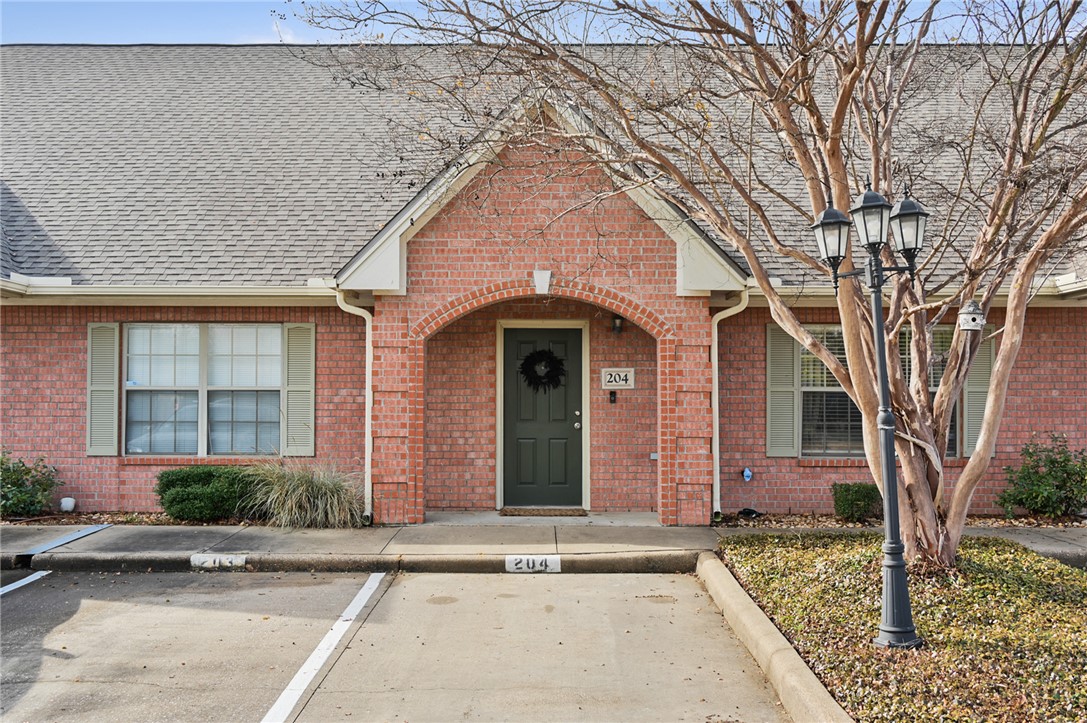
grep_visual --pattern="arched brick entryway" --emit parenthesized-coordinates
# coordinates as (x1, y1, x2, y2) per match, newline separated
(410, 278, 674, 339)
(397, 278, 684, 523)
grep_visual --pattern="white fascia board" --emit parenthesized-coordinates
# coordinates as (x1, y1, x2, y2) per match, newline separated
(337, 115, 517, 294)
(1055, 275, 1087, 299)
(619, 184, 745, 295)
(9, 272, 73, 286)
(337, 232, 406, 295)
(674, 224, 746, 296)
(0, 279, 29, 296)
(544, 101, 747, 296)
(338, 95, 750, 296)
(745, 280, 1085, 308)
(0, 284, 342, 306)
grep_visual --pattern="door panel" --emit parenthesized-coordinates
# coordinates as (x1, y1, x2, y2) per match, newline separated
(503, 328, 582, 507)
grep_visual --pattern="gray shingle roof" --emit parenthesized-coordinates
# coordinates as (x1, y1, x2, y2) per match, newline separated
(1, 44, 1081, 290)
(1, 45, 423, 286)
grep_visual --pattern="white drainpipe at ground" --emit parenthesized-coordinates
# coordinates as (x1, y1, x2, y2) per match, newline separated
(335, 290, 375, 525)
(711, 288, 750, 522)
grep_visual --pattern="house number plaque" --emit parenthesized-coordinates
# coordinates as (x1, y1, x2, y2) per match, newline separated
(505, 555, 561, 573)
(601, 368, 635, 389)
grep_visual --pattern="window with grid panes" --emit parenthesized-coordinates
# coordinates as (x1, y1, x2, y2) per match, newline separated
(798, 327, 958, 457)
(124, 324, 283, 455)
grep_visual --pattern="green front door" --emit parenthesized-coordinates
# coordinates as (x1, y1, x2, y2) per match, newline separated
(503, 327, 583, 507)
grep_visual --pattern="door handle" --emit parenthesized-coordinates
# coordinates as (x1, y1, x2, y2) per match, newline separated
(573, 422, 582, 430)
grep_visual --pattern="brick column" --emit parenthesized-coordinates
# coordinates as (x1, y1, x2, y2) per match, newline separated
(369, 305, 417, 523)
(656, 337, 680, 524)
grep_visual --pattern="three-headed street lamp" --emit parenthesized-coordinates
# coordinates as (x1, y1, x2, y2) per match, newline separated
(811, 180, 927, 649)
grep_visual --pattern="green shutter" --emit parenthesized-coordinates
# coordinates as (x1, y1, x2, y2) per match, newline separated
(283, 323, 316, 456)
(86, 323, 119, 456)
(962, 327, 995, 457)
(766, 324, 799, 457)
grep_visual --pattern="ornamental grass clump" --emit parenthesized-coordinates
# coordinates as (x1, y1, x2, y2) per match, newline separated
(719, 533, 1087, 722)
(240, 461, 364, 528)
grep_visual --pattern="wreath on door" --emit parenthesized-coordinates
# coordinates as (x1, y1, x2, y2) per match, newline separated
(519, 348, 566, 393)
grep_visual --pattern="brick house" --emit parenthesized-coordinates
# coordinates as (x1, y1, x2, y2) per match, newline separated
(2, 45, 1085, 525)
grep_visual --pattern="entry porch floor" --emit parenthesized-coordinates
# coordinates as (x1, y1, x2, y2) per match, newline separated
(423, 511, 660, 526)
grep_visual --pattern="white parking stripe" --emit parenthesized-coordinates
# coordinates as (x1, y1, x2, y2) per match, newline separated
(0, 570, 52, 596)
(261, 572, 386, 723)
(21, 524, 112, 554)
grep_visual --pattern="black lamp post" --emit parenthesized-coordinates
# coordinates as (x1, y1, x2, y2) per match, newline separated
(811, 180, 927, 650)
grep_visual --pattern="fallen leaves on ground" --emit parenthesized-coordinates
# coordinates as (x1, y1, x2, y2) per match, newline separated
(720, 533, 1087, 722)
(0, 511, 253, 526)
(714, 512, 1085, 529)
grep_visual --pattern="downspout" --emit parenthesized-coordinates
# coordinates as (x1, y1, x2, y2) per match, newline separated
(711, 288, 750, 523)
(336, 290, 375, 526)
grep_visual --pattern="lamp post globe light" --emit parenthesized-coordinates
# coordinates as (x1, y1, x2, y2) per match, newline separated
(811, 179, 926, 650)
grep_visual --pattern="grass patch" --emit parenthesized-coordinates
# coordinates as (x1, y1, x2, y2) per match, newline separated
(719, 533, 1087, 722)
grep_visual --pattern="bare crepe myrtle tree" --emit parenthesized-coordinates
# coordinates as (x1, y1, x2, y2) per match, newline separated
(296, 0, 1087, 565)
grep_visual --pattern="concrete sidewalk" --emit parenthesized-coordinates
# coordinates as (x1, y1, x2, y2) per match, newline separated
(4, 519, 1081, 723)
(2, 519, 1084, 573)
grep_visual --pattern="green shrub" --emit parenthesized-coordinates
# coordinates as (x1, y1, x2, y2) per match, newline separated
(240, 461, 364, 528)
(1, 451, 62, 518)
(831, 482, 883, 523)
(161, 479, 243, 522)
(155, 465, 249, 522)
(999, 434, 1087, 518)
(155, 465, 226, 497)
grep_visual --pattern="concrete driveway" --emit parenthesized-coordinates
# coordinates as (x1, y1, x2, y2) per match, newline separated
(1, 571, 788, 722)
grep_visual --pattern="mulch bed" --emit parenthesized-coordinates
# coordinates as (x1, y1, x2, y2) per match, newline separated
(0, 512, 254, 527)
(3, 510, 1083, 527)
(714, 512, 1086, 529)
(719, 533, 1087, 721)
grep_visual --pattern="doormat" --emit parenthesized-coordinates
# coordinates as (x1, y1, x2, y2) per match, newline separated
(499, 507, 588, 517)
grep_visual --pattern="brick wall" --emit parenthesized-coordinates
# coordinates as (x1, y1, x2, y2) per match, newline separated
(2, 300, 1080, 519)
(0, 305, 367, 511)
(423, 297, 657, 512)
(717, 305, 1087, 516)
(367, 141, 715, 524)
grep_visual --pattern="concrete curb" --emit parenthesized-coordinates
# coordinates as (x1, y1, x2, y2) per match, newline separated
(1031, 550, 1087, 569)
(16, 549, 702, 574)
(696, 551, 852, 723)
(31, 552, 193, 573)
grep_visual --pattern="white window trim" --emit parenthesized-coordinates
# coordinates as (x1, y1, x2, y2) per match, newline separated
(121, 323, 286, 457)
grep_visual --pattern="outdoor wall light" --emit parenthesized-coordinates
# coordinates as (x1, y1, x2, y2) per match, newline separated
(612, 315, 623, 333)
(811, 179, 927, 650)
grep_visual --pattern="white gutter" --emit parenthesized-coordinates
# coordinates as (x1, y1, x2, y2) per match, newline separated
(335, 290, 375, 526)
(0, 281, 343, 307)
(1056, 277, 1087, 299)
(711, 288, 750, 521)
(1, 283, 339, 298)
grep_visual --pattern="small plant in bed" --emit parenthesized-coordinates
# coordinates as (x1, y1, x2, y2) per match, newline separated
(155, 465, 248, 523)
(239, 460, 364, 528)
(831, 482, 883, 523)
(999, 434, 1087, 519)
(1, 451, 62, 518)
